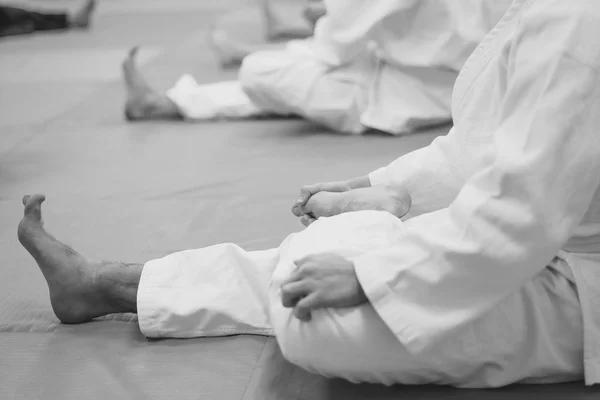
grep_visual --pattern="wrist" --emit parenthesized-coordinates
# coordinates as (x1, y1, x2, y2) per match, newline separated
(346, 175, 371, 190)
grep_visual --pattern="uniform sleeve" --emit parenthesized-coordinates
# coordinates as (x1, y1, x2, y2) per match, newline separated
(311, 0, 419, 66)
(354, 3, 600, 356)
(368, 130, 476, 218)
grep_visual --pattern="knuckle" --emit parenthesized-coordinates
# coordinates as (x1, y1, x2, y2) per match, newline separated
(312, 291, 323, 302)
(297, 265, 308, 275)
(299, 267, 315, 279)
(296, 304, 308, 314)
(305, 184, 320, 192)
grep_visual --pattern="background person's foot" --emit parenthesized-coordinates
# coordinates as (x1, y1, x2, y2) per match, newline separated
(122, 47, 180, 121)
(208, 27, 251, 68)
(304, 185, 412, 222)
(18, 194, 110, 324)
(70, 0, 96, 29)
(303, 1, 326, 29)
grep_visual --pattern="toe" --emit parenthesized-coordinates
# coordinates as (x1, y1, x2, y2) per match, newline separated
(123, 47, 138, 72)
(124, 102, 140, 121)
(128, 46, 139, 60)
(24, 194, 45, 218)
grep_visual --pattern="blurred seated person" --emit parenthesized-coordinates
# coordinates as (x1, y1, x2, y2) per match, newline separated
(123, 0, 511, 136)
(0, 0, 95, 37)
(209, 0, 326, 67)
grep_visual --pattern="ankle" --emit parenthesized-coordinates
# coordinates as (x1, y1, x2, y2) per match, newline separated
(125, 93, 181, 120)
(97, 262, 141, 314)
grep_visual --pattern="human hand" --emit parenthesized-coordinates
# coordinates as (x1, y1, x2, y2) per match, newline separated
(280, 253, 368, 321)
(291, 181, 353, 226)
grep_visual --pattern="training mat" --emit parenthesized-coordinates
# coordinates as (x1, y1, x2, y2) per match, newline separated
(0, 1, 598, 399)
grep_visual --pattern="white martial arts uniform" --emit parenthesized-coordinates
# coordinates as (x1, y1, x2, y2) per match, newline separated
(138, 0, 600, 387)
(166, 0, 512, 135)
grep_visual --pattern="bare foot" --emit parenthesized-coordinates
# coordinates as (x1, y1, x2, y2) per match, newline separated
(122, 47, 181, 121)
(207, 27, 285, 68)
(304, 185, 412, 221)
(17, 194, 111, 323)
(303, 1, 327, 29)
(208, 27, 252, 68)
(70, 0, 96, 29)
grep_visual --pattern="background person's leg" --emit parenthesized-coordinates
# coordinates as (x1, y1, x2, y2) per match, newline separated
(0, 0, 95, 37)
(208, 26, 285, 68)
(27, 10, 69, 32)
(0, 6, 37, 36)
(360, 63, 456, 135)
(69, 0, 96, 29)
(123, 46, 264, 121)
(239, 41, 374, 134)
(303, 0, 326, 30)
(165, 76, 269, 121)
(262, 0, 314, 40)
(155, 40, 373, 130)
(123, 47, 183, 121)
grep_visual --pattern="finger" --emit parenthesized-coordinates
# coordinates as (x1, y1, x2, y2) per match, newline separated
(284, 257, 318, 286)
(281, 281, 311, 308)
(282, 294, 303, 309)
(294, 293, 321, 321)
(292, 204, 306, 217)
(293, 186, 320, 216)
(282, 264, 308, 286)
(293, 254, 317, 268)
(298, 186, 314, 204)
(295, 184, 320, 207)
(301, 214, 316, 227)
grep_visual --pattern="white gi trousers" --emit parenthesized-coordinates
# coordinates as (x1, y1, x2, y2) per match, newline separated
(137, 211, 583, 388)
(165, 38, 456, 135)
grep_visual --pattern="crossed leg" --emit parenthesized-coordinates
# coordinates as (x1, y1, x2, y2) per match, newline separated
(18, 193, 584, 387)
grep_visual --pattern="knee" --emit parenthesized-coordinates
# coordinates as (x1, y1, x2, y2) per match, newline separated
(278, 332, 335, 378)
(239, 51, 271, 96)
(272, 312, 309, 366)
(270, 304, 331, 375)
(239, 50, 293, 110)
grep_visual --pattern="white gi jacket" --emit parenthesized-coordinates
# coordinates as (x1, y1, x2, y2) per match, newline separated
(311, 0, 513, 133)
(360, 0, 600, 385)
